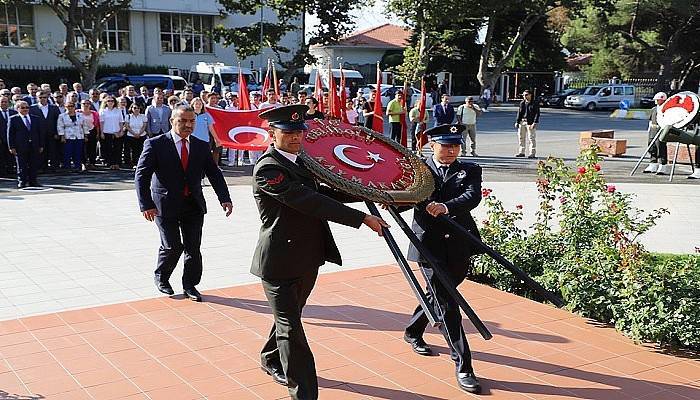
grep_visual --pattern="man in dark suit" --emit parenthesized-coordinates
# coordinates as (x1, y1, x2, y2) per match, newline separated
(8, 101, 44, 188)
(433, 94, 455, 126)
(29, 91, 61, 170)
(402, 124, 483, 394)
(0, 96, 18, 176)
(135, 105, 233, 302)
(124, 85, 146, 111)
(252, 104, 388, 399)
(22, 83, 39, 106)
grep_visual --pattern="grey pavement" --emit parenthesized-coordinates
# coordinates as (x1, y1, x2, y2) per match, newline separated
(0, 106, 698, 320)
(1, 178, 698, 321)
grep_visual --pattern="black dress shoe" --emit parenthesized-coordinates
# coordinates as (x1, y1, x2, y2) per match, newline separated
(183, 287, 202, 302)
(155, 280, 175, 296)
(403, 333, 433, 356)
(29, 181, 41, 187)
(261, 364, 288, 386)
(17, 182, 28, 189)
(456, 372, 481, 394)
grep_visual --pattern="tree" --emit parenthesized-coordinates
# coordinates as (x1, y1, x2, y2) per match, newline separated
(387, 0, 584, 91)
(561, 0, 700, 91)
(212, 0, 364, 79)
(14, 0, 132, 87)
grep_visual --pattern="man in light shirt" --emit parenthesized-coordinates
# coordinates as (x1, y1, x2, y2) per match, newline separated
(455, 97, 482, 157)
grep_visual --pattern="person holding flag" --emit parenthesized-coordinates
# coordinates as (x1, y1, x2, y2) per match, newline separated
(386, 90, 406, 143)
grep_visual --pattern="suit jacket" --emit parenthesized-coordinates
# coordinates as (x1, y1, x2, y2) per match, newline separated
(23, 95, 37, 106)
(125, 96, 146, 110)
(8, 113, 44, 151)
(29, 103, 61, 137)
(433, 103, 455, 126)
(251, 146, 366, 280)
(1, 109, 18, 144)
(405, 157, 482, 276)
(134, 131, 231, 218)
(145, 104, 172, 135)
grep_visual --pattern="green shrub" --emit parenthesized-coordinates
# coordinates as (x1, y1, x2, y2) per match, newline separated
(475, 146, 700, 351)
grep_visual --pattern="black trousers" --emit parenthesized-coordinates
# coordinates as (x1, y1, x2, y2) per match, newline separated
(0, 138, 14, 175)
(103, 134, 124, 166)
(84, 130, 99, 165)
(390, 121, 402, 142)
(154, 197, 205, 289)
(124, 136, 145, 166)
(405, 262, 473, 374)
(46, 134, 63, 169)
(15, 144, 42, 185)
(261, 268, 319, 400)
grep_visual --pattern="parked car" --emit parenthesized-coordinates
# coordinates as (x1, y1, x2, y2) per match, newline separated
(544, 88, 583, 108)
(361, 84, 434, 109)
(188, 62, 259, 93)
(91, 74, 188, 96)
(639, 94, 655, 108)
(564, 84, 636, 111)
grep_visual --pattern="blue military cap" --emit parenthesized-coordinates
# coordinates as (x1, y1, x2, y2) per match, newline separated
(259, 104, 308, 131)
(426, 124, 465, 144)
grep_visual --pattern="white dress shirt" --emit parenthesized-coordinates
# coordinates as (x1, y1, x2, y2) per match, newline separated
(172, 133, 190, 160)
(276, 147, 297, 164)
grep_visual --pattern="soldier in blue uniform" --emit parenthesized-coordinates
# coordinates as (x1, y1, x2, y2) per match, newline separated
(402, 124, 483, 394)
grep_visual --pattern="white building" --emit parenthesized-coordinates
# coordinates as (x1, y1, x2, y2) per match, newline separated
(309, 24, 410, 83)
(0, 1, 303, 71)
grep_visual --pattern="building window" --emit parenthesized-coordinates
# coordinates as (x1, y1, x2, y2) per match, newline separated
(159, 13, 213, 53)
(74, 10, 130, 51)
(0, 4, 35, 48)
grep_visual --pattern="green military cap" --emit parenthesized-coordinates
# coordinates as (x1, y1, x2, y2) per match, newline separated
(259, 104, 308, 131)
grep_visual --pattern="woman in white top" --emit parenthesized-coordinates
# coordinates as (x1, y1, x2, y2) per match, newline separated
(99, 95, 125, 169)
(124, 102, 148, 168)
(58, 102, 93, 171)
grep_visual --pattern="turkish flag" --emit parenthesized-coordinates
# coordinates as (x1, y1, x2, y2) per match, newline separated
(329, 70, 342, 119)
(261, 60, 271, 102)
(399, 80, 409, 147)
(314, 71, 325, 114)
(417, 77, 428, 150)
(206, 106, 270, 150)
(372, 64, 384, 133)
(339, 67, 349, 123)
(238, 68, 251, 111)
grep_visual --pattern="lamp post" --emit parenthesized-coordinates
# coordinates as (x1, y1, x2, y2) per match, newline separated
(259, 0, 264, 83)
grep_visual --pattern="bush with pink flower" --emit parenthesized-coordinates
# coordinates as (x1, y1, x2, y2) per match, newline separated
(475, 146, 700, 351)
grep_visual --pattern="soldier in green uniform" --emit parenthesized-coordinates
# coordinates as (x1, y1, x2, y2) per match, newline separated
(252, 104, 388, 400)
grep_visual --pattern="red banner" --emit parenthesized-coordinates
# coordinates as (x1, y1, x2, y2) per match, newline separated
(372, 64, 384, 133)
(206, 106, 270, 150)
(261, 60, 271, 102)
(238, 67, 251, 111)
(314, 71, 325, 114)
(339, 67, 349, 123)
(417, 77, 428, 150)
(400, 80, 409, 147)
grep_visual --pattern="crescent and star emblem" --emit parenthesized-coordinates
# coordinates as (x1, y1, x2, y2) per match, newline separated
(228, 126, 269, 143)
(333, 144, 384, 170)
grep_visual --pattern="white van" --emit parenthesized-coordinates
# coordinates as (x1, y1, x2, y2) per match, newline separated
(307, 68, 364, 89)
(564, 84, 636, 111)
(188, 62, 260, 93)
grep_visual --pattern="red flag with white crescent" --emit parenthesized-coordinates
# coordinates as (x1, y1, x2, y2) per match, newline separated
(372, 64, 384, 133)
(206, 106, 270, 150)
(329, 69, 342, 119)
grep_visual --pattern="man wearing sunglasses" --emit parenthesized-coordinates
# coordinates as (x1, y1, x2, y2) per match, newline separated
(8, 101, 44, 188)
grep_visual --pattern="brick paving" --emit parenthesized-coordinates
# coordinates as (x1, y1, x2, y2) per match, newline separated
(1, 265, 699, 399)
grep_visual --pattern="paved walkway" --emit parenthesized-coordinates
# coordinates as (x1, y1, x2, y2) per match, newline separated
(1, 265, 699, 400)
(1, 181, 698, 321)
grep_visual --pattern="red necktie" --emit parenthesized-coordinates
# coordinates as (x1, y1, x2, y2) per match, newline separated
(181, 138, 190, 196)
